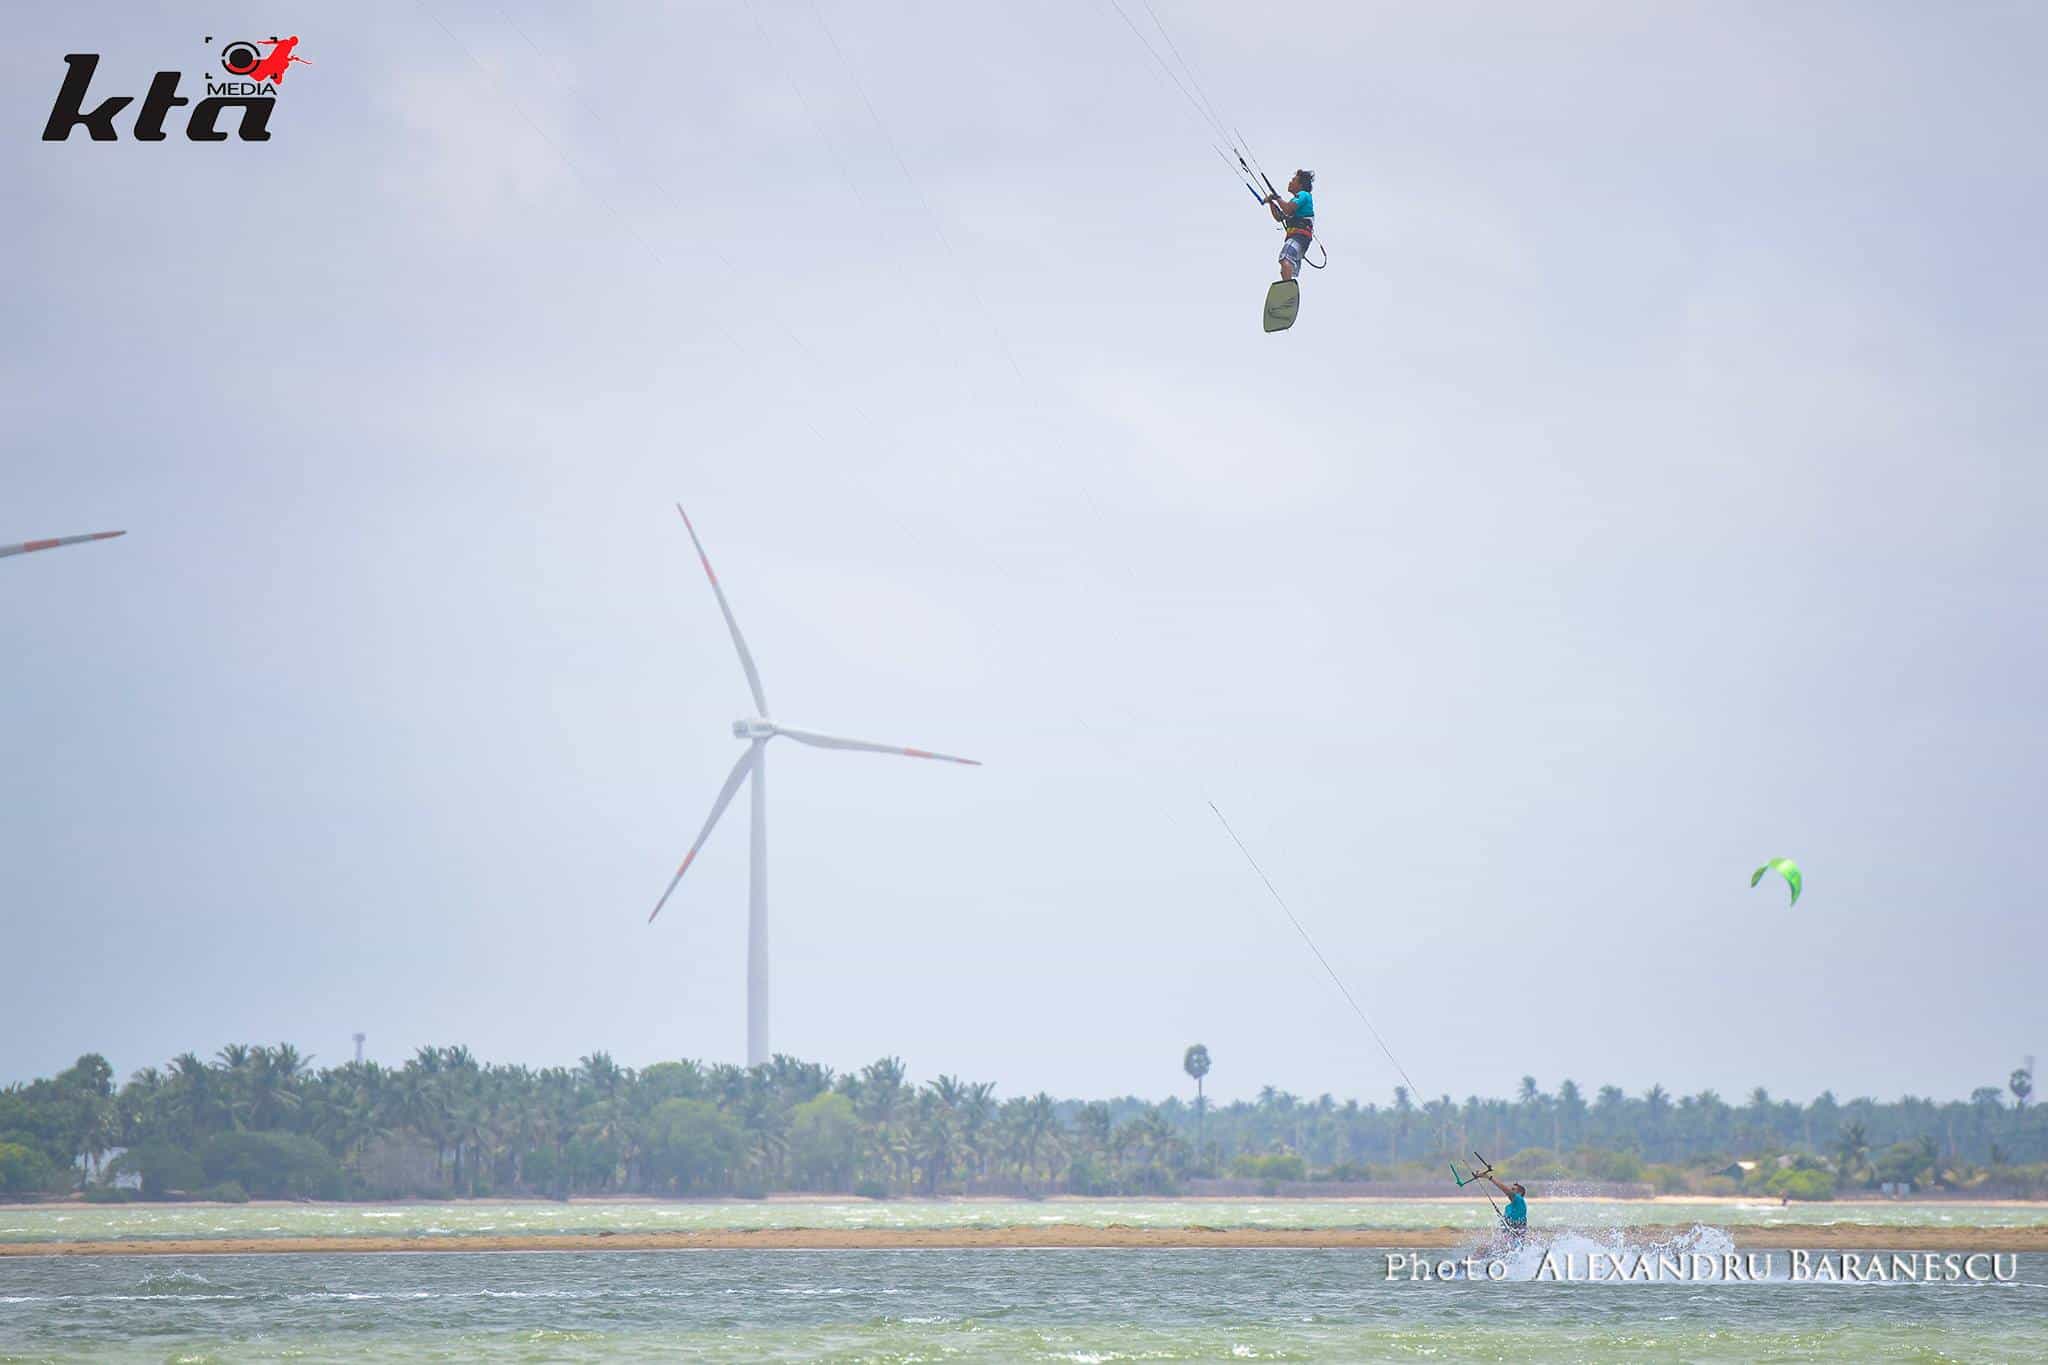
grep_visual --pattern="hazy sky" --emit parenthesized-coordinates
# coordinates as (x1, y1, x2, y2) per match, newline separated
(5, 2, 2043, 1107)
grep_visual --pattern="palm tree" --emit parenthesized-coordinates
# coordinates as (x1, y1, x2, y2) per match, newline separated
(248, 1045, 307, 1130)
(1806, 1090, 1838, 1152)
(163, 1052, 215, 1139)
(1556, 1080, 1585, 1151)
(1743, 1087, 1773, 1147)
(1692, 1090, 1729, 1153)
(1643, 1085, 1671, 1160)
(924, 1075, 959, 1108)
(1425, 1095, 1456, 1157)
(577, 1052, 625, 1103)
(855, 1058, 908, 1127)
(1182, 1045, 1211, 1161)
(1591, 1084, 1625, 1148)
(1969, 1086, 2003, 1158)
(75, 1096, 119, 1186)
(1074, 1102, 1113, 1165)
(1914, 1134, 1940, 1189)
(209, 1044, 258, 1131)
(959, 1082, 997, 1186)
(1517, 1077, 1553, 1155)
(1836, 1120, 1869, 1186)
(763, 1054, 831, 1105)
(911, 1091, 958, 1194)
(1008, 1093, 1059, 1192)
(744, 1104, 791, 1191)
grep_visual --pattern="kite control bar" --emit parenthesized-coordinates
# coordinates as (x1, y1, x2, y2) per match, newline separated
(1470, 1153, 1500, 1216)
(1452, 1152, 1493, 1184)
(1237, 161, 1326, 268)
(1449, 1152, 1500, 1215)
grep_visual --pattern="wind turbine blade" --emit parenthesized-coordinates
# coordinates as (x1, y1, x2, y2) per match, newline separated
(776, 725, 981, 765)
(0, 530, 125, 559)
(649, 743, 758, 922)
(676, 505, 768, 715)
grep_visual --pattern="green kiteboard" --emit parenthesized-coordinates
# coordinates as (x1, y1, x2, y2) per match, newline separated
(1263, 278, 1300, 332)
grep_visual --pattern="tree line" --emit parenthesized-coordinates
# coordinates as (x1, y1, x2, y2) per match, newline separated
(0, 1045, 2040, 1201)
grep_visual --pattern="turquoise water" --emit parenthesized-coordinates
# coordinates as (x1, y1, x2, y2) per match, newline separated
(1, 1248, 2042, 1362)
(3, 1197, 2041, 1244)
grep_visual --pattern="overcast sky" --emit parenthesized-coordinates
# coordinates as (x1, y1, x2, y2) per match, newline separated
(4, 2, 2043, 1107)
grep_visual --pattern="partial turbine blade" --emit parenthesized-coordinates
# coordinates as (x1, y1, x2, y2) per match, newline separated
(676, 505, 768, 715)
(0, 530, 125, 559)
(776, 725, 981, 766)
(649, 743, 758, 922)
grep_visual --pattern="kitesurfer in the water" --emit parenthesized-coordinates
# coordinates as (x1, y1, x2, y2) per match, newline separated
(1483, 1169, 1529, 1243)
(1266, 169, 1315, 282)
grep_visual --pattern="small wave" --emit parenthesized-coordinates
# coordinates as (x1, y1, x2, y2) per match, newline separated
(1465, 1223, 1752, 1282)
(130, 1270, 221, 1295)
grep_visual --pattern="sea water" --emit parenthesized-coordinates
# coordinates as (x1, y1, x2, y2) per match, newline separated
(2, 1247, 2043, 1362)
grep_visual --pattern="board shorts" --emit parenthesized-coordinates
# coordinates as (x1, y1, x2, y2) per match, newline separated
(1279, 234, 1311, 271)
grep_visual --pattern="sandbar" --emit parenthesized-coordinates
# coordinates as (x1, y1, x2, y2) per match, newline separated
(3, 1223, 2042, 1256)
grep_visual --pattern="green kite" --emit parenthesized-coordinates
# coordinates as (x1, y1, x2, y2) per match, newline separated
(1751, 858, 1802, 906)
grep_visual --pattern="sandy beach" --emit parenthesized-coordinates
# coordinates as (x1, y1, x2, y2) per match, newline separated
(5, 1223, 2043, 1256)
(5, 1192, 2041, 1213)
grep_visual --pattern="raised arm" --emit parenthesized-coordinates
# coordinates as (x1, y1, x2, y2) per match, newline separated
(1484, 1172, 1513, 1197)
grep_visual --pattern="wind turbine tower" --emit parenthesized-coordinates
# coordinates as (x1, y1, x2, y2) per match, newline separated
(649, 506, 980, 1067)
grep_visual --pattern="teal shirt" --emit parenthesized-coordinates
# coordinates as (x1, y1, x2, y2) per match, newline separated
(1503, 1192, 1528, 1227)
(1282, 189, 1314, 235)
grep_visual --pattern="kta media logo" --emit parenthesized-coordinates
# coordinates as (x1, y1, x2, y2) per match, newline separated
(41, 35, 309, 142)
(217, 35, 308, 85)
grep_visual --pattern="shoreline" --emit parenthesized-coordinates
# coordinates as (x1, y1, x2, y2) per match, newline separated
(4, 1193, 2043, 1213)
(4, 1224, 2043, 1256)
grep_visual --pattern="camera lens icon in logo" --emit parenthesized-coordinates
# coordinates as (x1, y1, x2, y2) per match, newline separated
(220, 40, 265, 76)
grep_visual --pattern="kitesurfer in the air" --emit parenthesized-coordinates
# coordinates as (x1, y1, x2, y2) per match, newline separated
(1266, 169, 1315, 282)
(1483, 1169, 1529, 1244)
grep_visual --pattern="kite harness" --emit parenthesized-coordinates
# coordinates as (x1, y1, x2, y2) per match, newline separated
(1228, 148, 1328, 269)
(1280, 200, 1327, 271)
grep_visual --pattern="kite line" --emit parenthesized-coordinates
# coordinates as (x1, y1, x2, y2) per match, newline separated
(1098, 0, 1329, 266)
(1207, 800, 1428, 1109)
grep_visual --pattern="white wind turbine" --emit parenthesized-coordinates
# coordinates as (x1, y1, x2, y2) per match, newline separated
(649, 505, 980, 1066)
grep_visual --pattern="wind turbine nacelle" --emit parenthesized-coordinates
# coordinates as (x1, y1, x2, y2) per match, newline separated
(733, 718, 776, 740)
